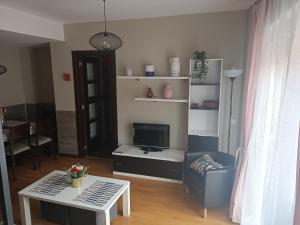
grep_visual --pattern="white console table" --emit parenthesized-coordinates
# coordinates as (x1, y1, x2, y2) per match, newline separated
(112, 145, 185, 183)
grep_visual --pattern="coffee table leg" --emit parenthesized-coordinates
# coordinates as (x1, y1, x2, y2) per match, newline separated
(122, 185, 130, 217)
(19, 196, 32, 225)
(96, 211, 110, 225)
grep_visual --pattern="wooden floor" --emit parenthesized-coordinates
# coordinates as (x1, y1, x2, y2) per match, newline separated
(8, 156, 235, 225)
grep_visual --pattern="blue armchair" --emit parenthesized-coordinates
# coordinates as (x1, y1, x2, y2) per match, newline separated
(184, 136, 235, 218)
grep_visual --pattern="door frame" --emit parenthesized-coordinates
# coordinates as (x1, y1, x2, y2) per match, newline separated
(72, 50, 118, 157)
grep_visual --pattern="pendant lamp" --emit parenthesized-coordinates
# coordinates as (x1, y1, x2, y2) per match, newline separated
(89, 0, 123, 51)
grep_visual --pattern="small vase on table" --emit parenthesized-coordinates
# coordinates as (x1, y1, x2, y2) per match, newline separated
(72, 177, 83, 188)
(67, 163, 88, 188)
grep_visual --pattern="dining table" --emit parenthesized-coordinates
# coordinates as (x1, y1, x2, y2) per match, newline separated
(2, 120, 36, 143)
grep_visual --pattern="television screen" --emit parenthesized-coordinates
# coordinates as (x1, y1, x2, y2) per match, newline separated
(133, 123, 170, 149)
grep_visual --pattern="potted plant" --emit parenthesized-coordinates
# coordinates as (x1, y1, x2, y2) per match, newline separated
(67, 163, 88, 188)
(191, 51, 209, 82)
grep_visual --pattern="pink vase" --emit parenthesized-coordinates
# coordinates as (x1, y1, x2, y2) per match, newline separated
(163, 84, 173, 99)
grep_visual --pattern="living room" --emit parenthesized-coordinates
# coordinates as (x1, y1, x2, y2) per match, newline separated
(0, 0, 299, 225)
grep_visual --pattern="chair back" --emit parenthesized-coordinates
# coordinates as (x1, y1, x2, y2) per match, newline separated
(212, 152, 235, 167)
(36, 115, 55, 137)
(34, 104, 56, 136)
(188, 135, 218, 152)
(8, 122, 30, 143)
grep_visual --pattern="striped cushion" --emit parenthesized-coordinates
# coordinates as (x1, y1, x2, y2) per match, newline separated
(190, 154, 224, 175)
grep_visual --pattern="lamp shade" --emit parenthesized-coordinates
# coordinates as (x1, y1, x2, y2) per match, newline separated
(89, 32, 123, 51)
(224, 69, 243, 78)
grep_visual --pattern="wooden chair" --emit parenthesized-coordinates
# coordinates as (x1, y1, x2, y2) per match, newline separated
(31, 109, 57, 168)
(5, 122, 36, 180)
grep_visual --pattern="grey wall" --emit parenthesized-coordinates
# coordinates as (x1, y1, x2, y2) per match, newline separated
(21, 46, 55, 104)
(50, 11, 248, 154)
(0, 45, 26, 106)
(0, 45, 55, 107)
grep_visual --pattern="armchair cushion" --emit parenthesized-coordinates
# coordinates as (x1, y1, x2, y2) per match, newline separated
(190, 154, 225, 175)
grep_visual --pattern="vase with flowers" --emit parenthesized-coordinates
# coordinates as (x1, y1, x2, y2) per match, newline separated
(67, 163, 88, 188)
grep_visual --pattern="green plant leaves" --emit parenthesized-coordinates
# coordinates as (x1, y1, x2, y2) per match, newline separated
(192, 51, 208, 80)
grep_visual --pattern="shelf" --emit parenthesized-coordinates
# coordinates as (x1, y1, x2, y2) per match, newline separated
(190, 107, 219, 111)
(191, 83, 220, 86)
(117, 76, 189, 80)
(188, 129, 218, 137)
(134, 97, 188, 103)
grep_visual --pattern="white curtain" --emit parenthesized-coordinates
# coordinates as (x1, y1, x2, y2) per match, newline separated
(240, 0, 300, 225)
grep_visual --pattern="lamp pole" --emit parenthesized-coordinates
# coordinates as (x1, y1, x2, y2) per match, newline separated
(227, 77, 236, 154)
(224, 69, 242, 155)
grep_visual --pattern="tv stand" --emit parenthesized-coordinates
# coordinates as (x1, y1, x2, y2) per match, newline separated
(112, 145, 185, 183)
(140, 146, 163, 154)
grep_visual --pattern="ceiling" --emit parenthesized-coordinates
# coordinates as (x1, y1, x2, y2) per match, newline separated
(0, 0, 255, 24)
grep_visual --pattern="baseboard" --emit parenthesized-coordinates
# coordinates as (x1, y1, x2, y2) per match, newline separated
(113, 171, 183, 184)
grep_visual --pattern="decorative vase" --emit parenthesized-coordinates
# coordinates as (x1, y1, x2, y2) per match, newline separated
(72, 177, 83, 188)
(163, 84, 173, 99)
(126, 67, 133, 76)
(170, 57, 180, 77)
(146, 88, 153, 98)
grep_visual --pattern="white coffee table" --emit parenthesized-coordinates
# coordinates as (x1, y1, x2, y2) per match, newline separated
(18, 170, 130, 225)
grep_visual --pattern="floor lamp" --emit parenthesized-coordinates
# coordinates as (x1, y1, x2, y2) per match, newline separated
(224, 69, 243, 154)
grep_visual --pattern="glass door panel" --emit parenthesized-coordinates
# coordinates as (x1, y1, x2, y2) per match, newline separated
(89, 103, 97, 121)
(88, 84, 97, 97)
(86, 63, 96, 81)
(89, 122, 97, 139)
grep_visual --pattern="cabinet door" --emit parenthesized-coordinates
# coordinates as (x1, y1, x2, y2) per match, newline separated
(113, 155, 183, 180)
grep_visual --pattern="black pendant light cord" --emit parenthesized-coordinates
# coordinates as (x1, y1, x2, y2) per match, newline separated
(103, 0, 107, 33)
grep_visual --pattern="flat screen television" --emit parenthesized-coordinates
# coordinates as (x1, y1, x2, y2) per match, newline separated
(133, 123, 170, 151)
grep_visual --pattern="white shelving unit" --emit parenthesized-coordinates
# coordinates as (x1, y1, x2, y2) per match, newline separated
(117, 76, 189, 80)
(188, 59, 223, 137)
(134, 97, 188, 103)
(188, 129, 219, 137)
(118, 75, 189, 103)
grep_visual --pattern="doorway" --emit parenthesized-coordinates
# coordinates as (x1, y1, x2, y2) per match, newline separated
(72, 51, 118, 158)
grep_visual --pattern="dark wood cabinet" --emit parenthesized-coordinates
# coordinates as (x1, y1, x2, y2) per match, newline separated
(113, 155, 183, 181)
